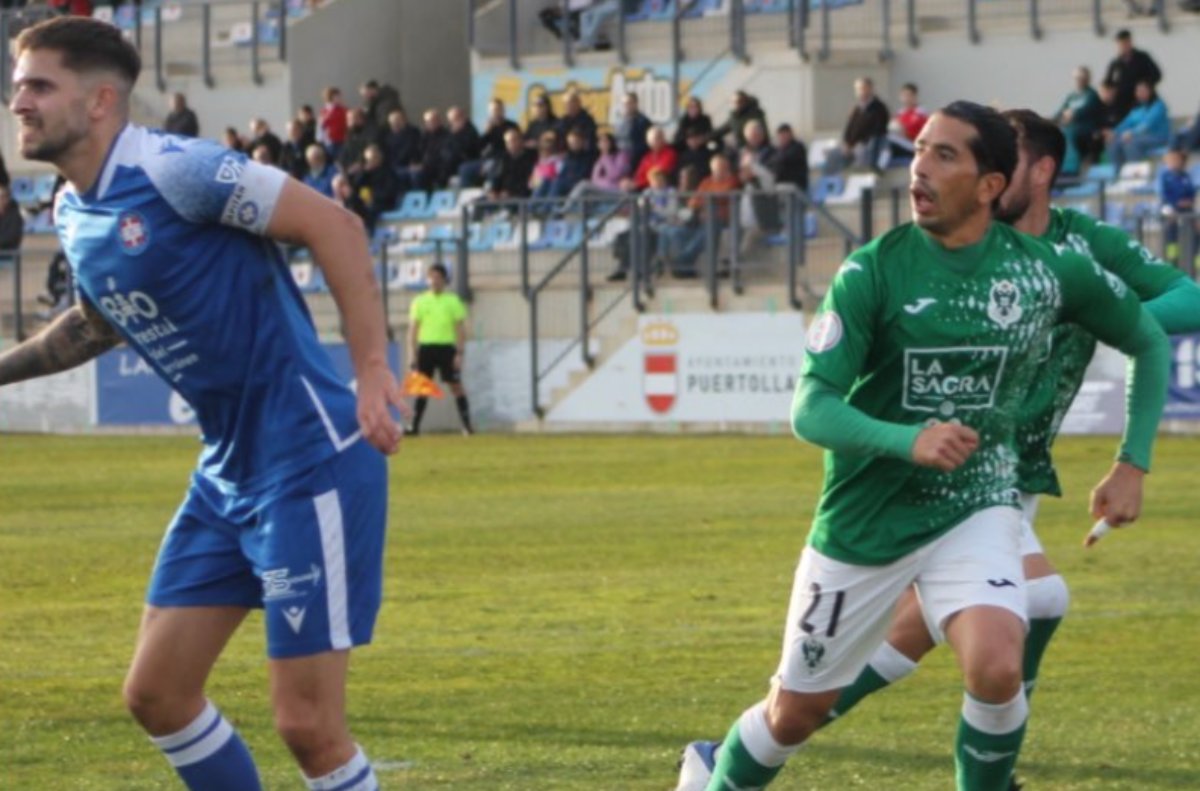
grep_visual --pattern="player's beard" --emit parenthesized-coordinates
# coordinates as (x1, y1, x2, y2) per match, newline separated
(995, 185, 1032, 226)
(19, 110, 89, 164)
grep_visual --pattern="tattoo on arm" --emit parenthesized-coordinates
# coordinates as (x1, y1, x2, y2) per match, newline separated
(0, 301, 122, 386)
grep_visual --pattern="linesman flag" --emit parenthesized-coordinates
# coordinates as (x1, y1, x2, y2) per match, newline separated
(402, 371, 445, 398)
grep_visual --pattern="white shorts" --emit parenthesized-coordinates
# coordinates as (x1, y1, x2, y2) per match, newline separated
(1018, 493, 1045, 556)
(776, 507, 1026, 693)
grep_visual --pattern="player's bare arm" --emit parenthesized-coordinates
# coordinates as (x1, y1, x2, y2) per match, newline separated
(407, 320, 420, 369)
(0, 298, 121, 386)
(265, 178, 405, 455)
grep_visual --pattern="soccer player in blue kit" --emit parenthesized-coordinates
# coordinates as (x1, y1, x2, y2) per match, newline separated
(0, 17, 401, 791)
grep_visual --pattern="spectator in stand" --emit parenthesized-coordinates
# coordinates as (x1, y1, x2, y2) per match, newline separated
(885, 82, 928, 161)
(740, 119, 774, 166)
(331, 173, 373, 233)
(623, 126, 678, 191)
(0, 149, 8, 189)
(48, 0, 92, 14)
(1103, 29, 1162, 122)
(677, 126, 713, 182)
(221, 126, 244, 152)
(1173, 102, 1200, 153)
(251, 143, 275, 167)
(0, 185, 24, 252)
(360, 79, 402, 134)
(823, 76, 890, 174)
(486, 128, 537, 203)
(444, 106, 482, 187)
(383, 108, 423, 175)
(544, 127, 597, 211)
(524, 93, 558, 150)
(712, 90, 768, 150)
(673, 95, 713, 150)
(765, 123, 808, 192)
(556, 89, 597, 151)
(564, 131, 629, 212)
(354, 143, 400, 228)
(1158, 148, 1197, 265)
(529, 130, 565, 208)
(661, 153, 740, 278)
(303, 144, 336, 198)
(396, 109, 451, 193)
(295, 104, 318, 150)
(1092, 80, 1122, 159)
(247, 117, 283, 164)
(338, 108, 380, 176)
(606, 166, 678, 282)
(737, 152, 784, 263)
(162, 92, 199, 137)
(1104, 79, 1169, 171)
(615, 91, 652, 173)
(459, 99, 519, 188)
(1053, 66, 1104, 176)
(280, 120, 310, 180)
(319, 86, 349, 156)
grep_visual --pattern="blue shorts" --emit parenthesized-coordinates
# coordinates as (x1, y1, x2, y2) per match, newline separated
(147, 440, 388, 659)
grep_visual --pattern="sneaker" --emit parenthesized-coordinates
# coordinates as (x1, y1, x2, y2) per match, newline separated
(1009, 777, 1024, 791)
(606, 270, 628, 282)
(675, 740, 719, 791)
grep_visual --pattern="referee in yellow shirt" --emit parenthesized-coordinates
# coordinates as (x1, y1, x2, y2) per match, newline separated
(406, 263, 473, 434)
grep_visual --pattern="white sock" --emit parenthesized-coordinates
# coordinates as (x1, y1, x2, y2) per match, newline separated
(738, 702, 803, 768)
(871, 641, 920, 683)
(149, 700, 234, 768)
(1026, 574, 1069, 620)
(962, 690, 1029, 735)
(304, 745, 378, 791)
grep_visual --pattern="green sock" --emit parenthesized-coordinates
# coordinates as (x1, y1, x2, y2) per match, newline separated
(822, 666, 888, 727)
(705, 707, 791, 791)
(955, 693, 1028, 791)
(1022, 616, 1062, 699)
(821, 642, 918, 728)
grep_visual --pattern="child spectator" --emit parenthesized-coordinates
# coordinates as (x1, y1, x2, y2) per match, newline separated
(1159, 148, 1197, 265)
(319, 86, 349, 156)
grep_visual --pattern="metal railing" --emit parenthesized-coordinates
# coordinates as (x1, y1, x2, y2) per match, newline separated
(0, 0, 296, 102)
(469, 0, 1187, 66)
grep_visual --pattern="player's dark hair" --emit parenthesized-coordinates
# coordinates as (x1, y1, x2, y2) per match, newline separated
(902, 82, 918, 94)
(938, 101, 1017, 196)
(16, 16, 140, 87)
(1002, 109, 1066, 186)
(429, 263, 450, 281)
(1115, 28, 1132, 41)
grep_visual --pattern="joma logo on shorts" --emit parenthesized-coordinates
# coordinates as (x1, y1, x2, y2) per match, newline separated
(902, 347, 1008, 417)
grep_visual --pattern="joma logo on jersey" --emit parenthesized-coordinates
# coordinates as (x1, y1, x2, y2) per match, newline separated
(903, 347, 1008, 416)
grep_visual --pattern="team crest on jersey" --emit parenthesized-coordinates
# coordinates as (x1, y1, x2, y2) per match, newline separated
(986, 279, 1022, 329)
(806, 312, 843, 353)
(215, 155, 244, 184)
(117, 210, 150, 255)
(801, 636, 826, 670)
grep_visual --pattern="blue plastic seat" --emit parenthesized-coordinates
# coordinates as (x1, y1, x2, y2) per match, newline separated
(428, 190, 458, 218)
(1084, 163, 1116, 184)
(393, 191, 431, 221)
(812, 175, 844, 205)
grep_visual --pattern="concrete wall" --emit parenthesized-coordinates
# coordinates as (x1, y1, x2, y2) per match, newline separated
(289, 0, 470, 124)
(889, 17, 1200, 121)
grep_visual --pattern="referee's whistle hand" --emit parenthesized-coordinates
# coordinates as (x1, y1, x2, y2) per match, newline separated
(911, 423, 979, 472)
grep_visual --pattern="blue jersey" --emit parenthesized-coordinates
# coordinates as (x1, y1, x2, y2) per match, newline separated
(56, 125, 361, 492)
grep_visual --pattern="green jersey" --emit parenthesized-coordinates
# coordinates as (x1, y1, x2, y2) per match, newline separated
(409, 290, 467, 345)
(802, 222, 1145, 566)
(1015, 208, 1184, 496)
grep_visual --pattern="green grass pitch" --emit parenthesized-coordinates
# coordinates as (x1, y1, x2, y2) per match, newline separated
(1, 433, 1198, 789)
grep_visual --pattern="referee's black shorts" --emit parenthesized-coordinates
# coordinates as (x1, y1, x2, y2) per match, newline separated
(416, 344, 459, 384)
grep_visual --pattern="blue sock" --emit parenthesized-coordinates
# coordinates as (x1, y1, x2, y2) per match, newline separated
(150, 700, 263, 791)
(304, 745, 379, 791)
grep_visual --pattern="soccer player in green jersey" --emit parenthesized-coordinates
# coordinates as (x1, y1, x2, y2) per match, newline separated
(680, 102, 1172, 791)
(798, 109, 1200, 786)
